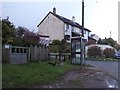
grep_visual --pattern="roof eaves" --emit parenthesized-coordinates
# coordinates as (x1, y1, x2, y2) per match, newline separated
(37, 11, 91, 32)
(37, 12, 51, 27)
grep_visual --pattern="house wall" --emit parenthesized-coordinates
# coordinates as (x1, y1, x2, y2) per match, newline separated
(38, 13, 64, 42)
(92, 35, 100, 41)
(84, 31, 90, 41)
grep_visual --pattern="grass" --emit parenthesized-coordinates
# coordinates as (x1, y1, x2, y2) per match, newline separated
(86, 57, 120, 62)
(2, 60, 81, 88)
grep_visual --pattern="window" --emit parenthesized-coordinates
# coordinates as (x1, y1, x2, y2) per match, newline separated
(79, 29, 82, 33)
(84, 30, 86, 34)
(72, 26, 74, 32)
(65, 35, 70, 40)
(66, 24, 69, 29)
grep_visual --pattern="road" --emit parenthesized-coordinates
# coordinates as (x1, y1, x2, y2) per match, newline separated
(86, 60, 119, 80)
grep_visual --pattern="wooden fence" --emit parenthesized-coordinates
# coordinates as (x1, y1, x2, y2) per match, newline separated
(49, 53, 71, 61)
(2, 45, 49, 64)
(28, 45, 49, 62)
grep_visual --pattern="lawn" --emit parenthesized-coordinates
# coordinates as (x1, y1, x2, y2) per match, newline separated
(2, 60, 80, 88)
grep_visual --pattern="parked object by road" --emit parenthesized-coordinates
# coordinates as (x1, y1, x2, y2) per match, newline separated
(114, 50, 120, 59)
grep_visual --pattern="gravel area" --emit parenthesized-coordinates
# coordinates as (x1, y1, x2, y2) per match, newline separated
(30, 67, 118, 88)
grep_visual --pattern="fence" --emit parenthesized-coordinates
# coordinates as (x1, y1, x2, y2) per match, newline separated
(49, 53, 71, 61)
(28, 45, 49, 62)
(2, 45, 49, 64)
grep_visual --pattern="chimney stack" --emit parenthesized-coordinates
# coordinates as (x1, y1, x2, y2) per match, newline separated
(72, 16, 75, 22)
(53, 7, 56, 14)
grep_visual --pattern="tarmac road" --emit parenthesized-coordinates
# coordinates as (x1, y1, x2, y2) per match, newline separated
(86, 60, 119, 80)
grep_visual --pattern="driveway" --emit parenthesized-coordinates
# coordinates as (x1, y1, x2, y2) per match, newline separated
(86, 60, 119, 80)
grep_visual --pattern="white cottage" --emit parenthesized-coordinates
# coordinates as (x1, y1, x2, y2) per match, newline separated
(37, 7, 91, 43)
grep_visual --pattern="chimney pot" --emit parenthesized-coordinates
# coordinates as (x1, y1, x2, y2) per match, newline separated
(53, 7, 56, 14)
(72, 16, 75, 22)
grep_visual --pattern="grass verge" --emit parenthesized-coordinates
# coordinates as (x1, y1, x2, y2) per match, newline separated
(86, 57, 120, 62)
(2, 60, 80, 88)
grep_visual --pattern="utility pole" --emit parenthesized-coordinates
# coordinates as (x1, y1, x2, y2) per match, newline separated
(82, 0, 84, 37)
(81, 0, 85, 65)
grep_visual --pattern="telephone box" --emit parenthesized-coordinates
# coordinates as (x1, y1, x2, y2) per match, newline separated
(71, 37, 85, 65)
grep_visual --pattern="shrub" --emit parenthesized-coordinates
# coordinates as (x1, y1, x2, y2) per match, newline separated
(103, 48, 115, 58)
(52, 40, 61, 45)
(49, 45, 60, 53)
(50, 39, 70, 53)
(87, 46, 102, 58)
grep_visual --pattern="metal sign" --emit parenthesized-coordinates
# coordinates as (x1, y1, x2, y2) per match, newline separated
(5, 44, 10, 49)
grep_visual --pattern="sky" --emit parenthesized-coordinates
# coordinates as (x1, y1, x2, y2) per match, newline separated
(1, 0, 119, 42)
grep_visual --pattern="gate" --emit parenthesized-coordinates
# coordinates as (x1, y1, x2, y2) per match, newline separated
(10, 46, 28, 64)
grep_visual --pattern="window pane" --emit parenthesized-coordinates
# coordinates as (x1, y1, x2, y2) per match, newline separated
(66, 24, 69, 29)
(72, 26, 74, 31)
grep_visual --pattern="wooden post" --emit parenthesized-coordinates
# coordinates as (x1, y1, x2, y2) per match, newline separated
(59, 51, 61, 63)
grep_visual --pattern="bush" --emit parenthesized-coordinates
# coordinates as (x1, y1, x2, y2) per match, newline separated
(103, 48, 115, 58)
(87, 46, 102, 58)
(49, 45, 60, 53)
(52, 40, 61, 45)
(49, 39, 70, 53)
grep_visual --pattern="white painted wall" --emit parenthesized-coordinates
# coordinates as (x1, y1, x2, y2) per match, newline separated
(38, 13, 90, 43)
(38, 13, 64, 41)
(92, 34, 100, 41)
(83, 30, 90, 41)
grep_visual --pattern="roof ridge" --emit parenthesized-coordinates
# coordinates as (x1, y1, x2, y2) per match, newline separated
(37, 11, 91, 32)
(50, 11, 80, 25)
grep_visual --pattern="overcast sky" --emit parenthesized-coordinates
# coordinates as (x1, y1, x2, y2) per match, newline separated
(1, 0, 119, 42)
